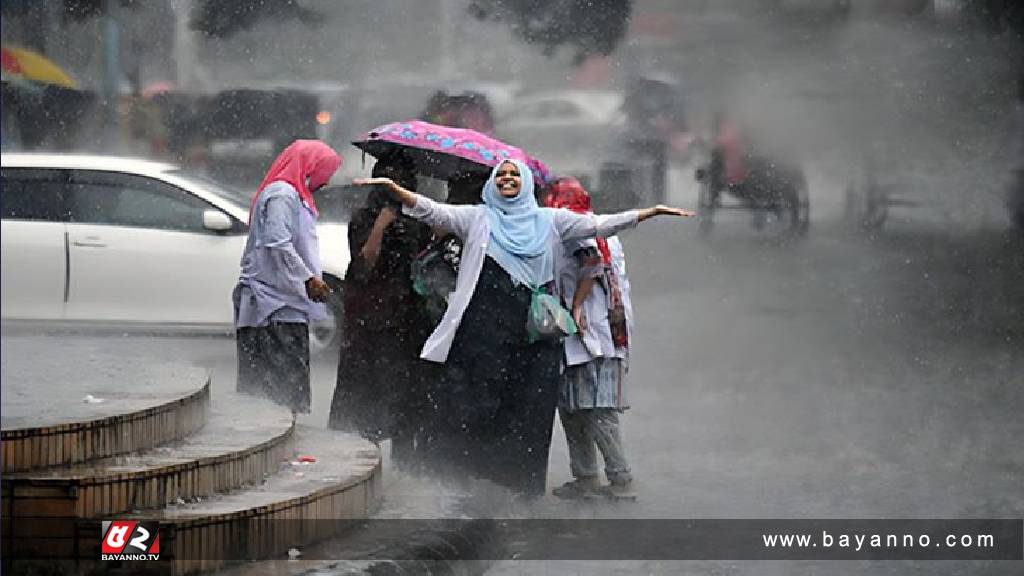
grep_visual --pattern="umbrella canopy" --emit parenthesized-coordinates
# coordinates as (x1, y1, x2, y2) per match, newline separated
(353, 119, 533, 181)
(1, 45, 78, 89)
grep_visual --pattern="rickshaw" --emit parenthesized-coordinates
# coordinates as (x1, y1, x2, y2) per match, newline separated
(694, 144, 810, 237)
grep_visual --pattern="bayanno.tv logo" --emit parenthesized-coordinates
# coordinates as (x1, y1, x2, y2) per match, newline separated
(101, 520, 160, 561)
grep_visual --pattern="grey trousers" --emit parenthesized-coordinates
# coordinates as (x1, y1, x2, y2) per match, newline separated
(559, 407, 633, 485)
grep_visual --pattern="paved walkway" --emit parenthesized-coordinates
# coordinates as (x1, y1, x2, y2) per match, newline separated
(1, 333, 207, 430)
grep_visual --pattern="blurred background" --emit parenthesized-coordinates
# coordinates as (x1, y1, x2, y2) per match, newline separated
(2, 0, 1020, 227)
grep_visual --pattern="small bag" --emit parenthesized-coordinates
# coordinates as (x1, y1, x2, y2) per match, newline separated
(526, 286, 578, 343)
(411, 235, 460, 322)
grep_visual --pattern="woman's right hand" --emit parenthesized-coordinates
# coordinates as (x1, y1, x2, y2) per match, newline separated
(354, 177, 397, 190)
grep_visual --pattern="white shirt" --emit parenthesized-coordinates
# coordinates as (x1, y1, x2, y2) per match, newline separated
(559, 235, 636, 367)
(403, 194, 639, 363)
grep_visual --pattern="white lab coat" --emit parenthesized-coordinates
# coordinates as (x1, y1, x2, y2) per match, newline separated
(402, 194, 639, 363)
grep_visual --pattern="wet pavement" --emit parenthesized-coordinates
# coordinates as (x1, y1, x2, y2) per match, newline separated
(0, 335, 207, 430)
(486, 219, 1023, 574)
(3, 391, 293, 480)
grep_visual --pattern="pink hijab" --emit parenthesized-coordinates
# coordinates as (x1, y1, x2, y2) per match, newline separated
(250, 140, 341, 219)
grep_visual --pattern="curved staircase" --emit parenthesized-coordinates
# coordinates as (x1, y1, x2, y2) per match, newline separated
(1, 352, 381, 575)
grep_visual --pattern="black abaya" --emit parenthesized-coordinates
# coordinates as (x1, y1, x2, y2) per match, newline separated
(425, 256, 561, 497)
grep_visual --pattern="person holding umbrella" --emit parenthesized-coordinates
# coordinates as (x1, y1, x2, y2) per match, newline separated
(355, 158, 693, 496)
(234, 140, 341, 414)
(329, 155, 433, 466)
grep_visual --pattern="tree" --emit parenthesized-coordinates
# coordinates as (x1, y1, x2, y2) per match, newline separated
(468, 0, 633, 64)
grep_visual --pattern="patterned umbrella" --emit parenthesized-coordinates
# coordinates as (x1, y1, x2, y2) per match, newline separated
(353, 119, 536, 181)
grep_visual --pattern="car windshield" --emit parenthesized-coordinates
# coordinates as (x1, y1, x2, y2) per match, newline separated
(166, 169, 251, 210)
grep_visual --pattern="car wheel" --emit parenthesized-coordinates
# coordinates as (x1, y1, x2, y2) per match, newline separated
(309, 275, 344, 357)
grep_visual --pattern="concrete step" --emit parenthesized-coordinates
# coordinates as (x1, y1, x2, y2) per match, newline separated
(1, 352, 210, 472)
(2, 393, 294, 519)
(154, 426, 381, 575)
(36, 426, 381, 576)
(138, 426, 382, 573)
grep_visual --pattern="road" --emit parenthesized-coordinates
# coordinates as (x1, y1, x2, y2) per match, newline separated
(487, 202, 1024, 573)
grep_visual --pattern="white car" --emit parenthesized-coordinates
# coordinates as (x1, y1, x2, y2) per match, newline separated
(498, 90, 626, 190)
(0, 154, 349, 355)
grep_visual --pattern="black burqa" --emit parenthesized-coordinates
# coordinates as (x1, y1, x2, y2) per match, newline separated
(417, 171, 561, 497)
(423, 256, 562, 497)
(328, 161, 432, 462)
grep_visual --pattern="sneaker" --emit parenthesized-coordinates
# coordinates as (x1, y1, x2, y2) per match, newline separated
(552, 478, 600, 500)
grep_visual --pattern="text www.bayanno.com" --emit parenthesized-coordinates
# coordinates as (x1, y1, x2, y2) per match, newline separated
(762, 531, 996, 552)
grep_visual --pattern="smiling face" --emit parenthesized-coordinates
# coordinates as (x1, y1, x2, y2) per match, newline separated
(494, 161, 522, 198)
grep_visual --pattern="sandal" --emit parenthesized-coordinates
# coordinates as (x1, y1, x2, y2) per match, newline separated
(594, 481, 637, 501)
(552, 478, 599, 500)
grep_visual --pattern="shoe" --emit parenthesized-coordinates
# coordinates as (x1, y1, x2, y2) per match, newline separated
(595, 481, 637, 501)
(552, 478, 600, 500)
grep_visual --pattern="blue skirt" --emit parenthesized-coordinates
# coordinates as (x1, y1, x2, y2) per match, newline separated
(560, 356, 628, 412)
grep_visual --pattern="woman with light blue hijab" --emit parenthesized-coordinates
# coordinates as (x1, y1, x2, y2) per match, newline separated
(480, 159, 554, 288)
(356, 159, 691, 496)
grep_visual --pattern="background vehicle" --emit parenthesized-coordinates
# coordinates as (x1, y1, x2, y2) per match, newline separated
(842, 150, 922, 231)
(133, 85, 349, 191)
(498, 88, 682, 211)
(497, 90, 626, 201)
(0, 154, 350, 354)
(202, 88, 322, 189)
(693, 125, 810, 238)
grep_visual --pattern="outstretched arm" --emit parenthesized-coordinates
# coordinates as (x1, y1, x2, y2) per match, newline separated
(354, 177, 418, 208)
(637, 205, 695, 222)
(556, 205, 695, 241)
(353, 177, 476, 239)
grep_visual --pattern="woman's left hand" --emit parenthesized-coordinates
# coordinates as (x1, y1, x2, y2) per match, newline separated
(638, 205, 696, 222)
(655, 205, 696, 217)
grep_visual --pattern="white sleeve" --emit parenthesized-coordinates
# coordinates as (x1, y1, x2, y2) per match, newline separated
(552, 208, 640, 241)
(402, 194, 479, 239)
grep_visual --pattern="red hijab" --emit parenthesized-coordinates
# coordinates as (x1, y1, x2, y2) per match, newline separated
(544, 177, 612, 264)
(250, 140, 341, 219)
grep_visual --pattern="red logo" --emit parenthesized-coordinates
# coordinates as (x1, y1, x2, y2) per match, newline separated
(101, 521, 160, 560)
